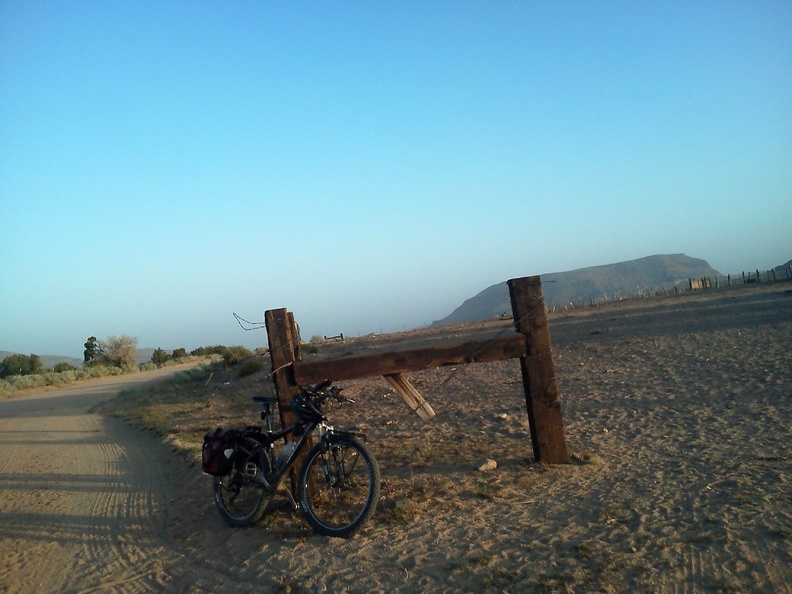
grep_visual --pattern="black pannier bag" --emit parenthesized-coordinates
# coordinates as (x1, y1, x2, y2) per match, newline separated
(202, 428, 238, 476)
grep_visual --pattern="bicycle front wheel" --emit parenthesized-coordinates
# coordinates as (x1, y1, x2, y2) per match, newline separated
(213, 441, 272, 527)
(298, 437, 381, 538)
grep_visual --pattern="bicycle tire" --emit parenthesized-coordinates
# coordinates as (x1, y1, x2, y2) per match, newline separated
(213, 438, 272, 527)
(298, 436, 380, 538)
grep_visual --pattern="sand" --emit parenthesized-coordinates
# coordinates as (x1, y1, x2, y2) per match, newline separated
(1, 283, 790, 593)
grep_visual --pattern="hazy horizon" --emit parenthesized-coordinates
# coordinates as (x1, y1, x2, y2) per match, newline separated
(2, 3, 790, 359)
(2, 251, 788, 360)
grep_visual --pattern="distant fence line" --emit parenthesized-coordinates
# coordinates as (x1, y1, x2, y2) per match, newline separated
(539, 264, 792, 313)
(689, 264, 792, 290)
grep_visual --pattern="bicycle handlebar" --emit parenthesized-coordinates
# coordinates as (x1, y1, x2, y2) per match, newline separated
(303, 379, 355, 405)
(311, 378, 333, 393)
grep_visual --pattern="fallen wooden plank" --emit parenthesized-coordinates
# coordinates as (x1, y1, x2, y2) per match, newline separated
(383, 372, 436, 422)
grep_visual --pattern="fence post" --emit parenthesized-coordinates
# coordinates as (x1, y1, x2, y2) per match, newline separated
(508, 276, 570, 464)
(265, 308, 307, 491)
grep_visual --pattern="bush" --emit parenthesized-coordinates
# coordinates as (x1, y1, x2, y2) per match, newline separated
(222, 345, 253, 366)
(301, 343, 319, 355)
(52, 362, 78, 373)
(151, 348, 171, 366)
(101, 335, 138, 371)
(191, 345, 227, 357)
(171, 364, 213, 384)
(172, 347, 188, 359)
(7, 374, 48, 391)
(0, 354, 43, 378)
(83, 364, 124, 378)
(237, 358, 265, 378)
(0, 381, 17, 398)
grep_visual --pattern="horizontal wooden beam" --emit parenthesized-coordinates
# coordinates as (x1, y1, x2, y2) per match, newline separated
(292, 334, 525, 385)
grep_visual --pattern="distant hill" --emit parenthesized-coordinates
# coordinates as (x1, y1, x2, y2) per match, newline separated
(774, 260, 792, 278)
(137, 348, 156, 364)
(433, 254, 721, 326)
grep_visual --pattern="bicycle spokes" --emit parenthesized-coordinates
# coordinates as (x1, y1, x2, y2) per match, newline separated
(299, 439, 380, 538)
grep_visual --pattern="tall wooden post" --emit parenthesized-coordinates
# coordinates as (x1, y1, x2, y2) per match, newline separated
(508, 276, 570, 464)
(265, 308, 301, 423)
(265, 308, 307, 491)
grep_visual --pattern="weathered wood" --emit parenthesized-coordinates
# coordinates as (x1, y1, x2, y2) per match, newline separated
(292, 334, 526, 384)
(265, 309, 300, 419)
(265, 308, 308, 491)
(508, 276, 570, 464)
(383, 373, 436, 422)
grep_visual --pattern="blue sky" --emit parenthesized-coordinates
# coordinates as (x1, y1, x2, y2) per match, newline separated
(1, 1, 790, 358)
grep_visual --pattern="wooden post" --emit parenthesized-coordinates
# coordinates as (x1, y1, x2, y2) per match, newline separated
(265, 308, 308, 492)
(507, 276, 570, 464)
(265, 309, 300, 422)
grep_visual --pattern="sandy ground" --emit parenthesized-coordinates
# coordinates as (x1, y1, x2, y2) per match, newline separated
(1, 283, 790, 593)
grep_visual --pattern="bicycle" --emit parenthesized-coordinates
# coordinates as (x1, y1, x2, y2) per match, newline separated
(201, 379, 381, 538)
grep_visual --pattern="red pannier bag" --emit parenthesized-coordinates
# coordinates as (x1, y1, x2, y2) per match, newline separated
(202, 428, 238, 476)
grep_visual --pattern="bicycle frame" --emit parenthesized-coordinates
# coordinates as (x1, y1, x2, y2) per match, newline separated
(238, 392, 369, 496)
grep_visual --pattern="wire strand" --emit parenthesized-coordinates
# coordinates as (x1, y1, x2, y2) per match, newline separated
(233, 313, 267, 331)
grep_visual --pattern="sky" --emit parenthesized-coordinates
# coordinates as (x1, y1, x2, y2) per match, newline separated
(1, 1, 791, 359)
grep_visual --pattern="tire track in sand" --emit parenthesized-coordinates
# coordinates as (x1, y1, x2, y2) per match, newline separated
(62, 415, 173, 593)
(0, 366, 219, 594)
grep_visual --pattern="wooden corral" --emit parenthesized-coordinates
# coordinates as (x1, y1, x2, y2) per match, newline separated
(266, 276, 570, 464)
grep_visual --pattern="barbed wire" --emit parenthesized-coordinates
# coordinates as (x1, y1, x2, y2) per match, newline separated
(233, 313, 266, 331)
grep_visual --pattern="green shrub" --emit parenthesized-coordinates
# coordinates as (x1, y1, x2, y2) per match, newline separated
(0, 381, 16, 399)
(171, 364, 213, 384)
(84, 364, 124, 378)
(8, 374, 48, 391)
(222, 345, 253, 366)
(301, 343, 319, 355)
(191, 345, 227, 357)
(54, 370, 79, 384)
(151, 348, 171, 366)
(52, 362, 78, 373)
(0, 353, 43, 378)
(237, 358, 265, 378)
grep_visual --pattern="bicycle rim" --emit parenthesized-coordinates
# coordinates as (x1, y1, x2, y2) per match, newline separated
(213, 458, 270, 527)
(299, 439, 380, 538)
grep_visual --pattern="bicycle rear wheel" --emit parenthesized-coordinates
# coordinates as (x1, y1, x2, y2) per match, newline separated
(213, 440, 272, 527)
(298, 437, 380, 538)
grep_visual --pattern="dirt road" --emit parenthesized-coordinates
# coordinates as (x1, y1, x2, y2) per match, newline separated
(0, 366, 225, 594)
